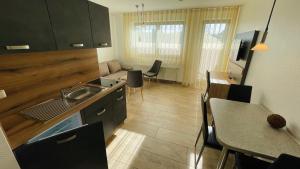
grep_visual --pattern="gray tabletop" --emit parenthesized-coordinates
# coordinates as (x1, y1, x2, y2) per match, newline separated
(210, 98, 300, 160)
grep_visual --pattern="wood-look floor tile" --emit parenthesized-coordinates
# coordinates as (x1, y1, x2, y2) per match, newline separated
(155, 128, 196, 149)
(107, 82, 234, 169)
(126, 149, 187, 169)
(140, 137, 188, 163)
(121, 120, 159, 137)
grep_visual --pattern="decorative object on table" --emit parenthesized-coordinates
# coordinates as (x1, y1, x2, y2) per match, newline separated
(251, 0, 277, 51)
(127, 70, 144, 100)
(267, 114, 286, 129)
(0, 125, 21, 169)
(0, 89, 7, 99)
(143, 60, 162, 84)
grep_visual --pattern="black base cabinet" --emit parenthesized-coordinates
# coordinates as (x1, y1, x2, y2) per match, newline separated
(112, 86, 127, 125)
(81, 86, 127, 141)
(14, 122, 108, 169)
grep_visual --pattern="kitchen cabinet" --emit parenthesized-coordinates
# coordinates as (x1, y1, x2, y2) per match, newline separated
(46, 0, 93, 50)
(112, 86, 127, 125)
(0, 0, 56, 54)
(14, 122, 108, 169)
(81, 85, 127, 141)
(88, 2, 112, 48)
(81, 94, 114, 141)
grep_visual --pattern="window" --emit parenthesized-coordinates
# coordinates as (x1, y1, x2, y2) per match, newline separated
(131, 22, 185, 66)
(199, 22, 229, 77)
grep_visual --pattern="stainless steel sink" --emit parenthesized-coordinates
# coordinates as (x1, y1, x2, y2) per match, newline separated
(65, 86, 102, 101)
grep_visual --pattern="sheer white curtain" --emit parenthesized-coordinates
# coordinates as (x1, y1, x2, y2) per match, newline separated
(123, 7, 240, 87)
(123, 10, 187, 67)
(182, 7, 240, 87)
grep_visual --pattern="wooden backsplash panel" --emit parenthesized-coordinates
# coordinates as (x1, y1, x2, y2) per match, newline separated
(0, 49, 99, 122)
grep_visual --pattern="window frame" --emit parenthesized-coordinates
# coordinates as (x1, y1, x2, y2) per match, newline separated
(132, 21, 185, 58)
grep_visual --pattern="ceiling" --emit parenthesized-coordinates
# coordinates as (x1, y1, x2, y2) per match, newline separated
(90, 0, 245, 13)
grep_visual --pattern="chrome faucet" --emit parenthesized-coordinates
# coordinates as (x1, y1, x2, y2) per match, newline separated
(60, 82, 83, 99)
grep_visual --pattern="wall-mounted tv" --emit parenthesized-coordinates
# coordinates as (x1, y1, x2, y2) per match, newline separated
(230, 39, 247, 61)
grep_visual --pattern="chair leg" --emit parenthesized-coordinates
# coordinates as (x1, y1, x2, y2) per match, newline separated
(148, 78, 151, 86)
(156, 76, 158, 83)
(141, 87, 144, 100)
(195, 145, 205, 169)
(194, 127, 204, 169)
(127, 87, 131, 96)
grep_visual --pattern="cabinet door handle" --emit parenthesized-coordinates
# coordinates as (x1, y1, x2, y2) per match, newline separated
(97, 109, 106, 116)
(72, 43, 84, 48)
(117, 96, 124, 101)
(6, 45, 30, 50)
(99, 43, 108, 47)
(56, 135, 77, 144)
(117, 88, 123, 92)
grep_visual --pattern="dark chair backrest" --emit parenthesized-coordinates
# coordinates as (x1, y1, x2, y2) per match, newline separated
(14, 122, 108, 169)
(206, 71, 211, 90)
(127, 70, 143, 88)
(148, 60, 162, 75)
(204, 71, 211, 97)
(201, 94, 209, 144)
(227, 84, 253, 103)
(268, 154, 300, 169)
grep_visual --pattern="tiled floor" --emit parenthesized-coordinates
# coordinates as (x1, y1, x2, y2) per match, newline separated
(107, 82, 234, 169)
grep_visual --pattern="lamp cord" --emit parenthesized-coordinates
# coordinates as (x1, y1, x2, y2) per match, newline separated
(265, 0, 277, 32)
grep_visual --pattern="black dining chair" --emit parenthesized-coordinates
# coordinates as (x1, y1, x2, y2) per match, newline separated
(194, 94, 222, 168)
(204, 71, 211, 99)
(127, 70, 144, 100)
(268, 154, 300, 169)
(143, 60, 162, 84)
(227, 84, 253, 103)
(235, 153, 271, 169)
(235, 153, 300, 169)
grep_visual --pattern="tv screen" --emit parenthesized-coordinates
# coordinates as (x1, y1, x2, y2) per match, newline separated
(230, 39, 242, 61)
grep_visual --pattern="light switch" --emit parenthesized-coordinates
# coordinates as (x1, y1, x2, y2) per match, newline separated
(0, 90, 7, 99)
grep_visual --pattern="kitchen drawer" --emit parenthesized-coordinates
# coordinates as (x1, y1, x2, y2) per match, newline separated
(81, 93, 114, 140)
(113, 86, 126, 98)
(112, 94, 127, 126)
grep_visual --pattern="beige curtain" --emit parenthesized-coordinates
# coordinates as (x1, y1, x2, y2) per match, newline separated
(182, 6, 240, 87)
(123, 6, 240, 87)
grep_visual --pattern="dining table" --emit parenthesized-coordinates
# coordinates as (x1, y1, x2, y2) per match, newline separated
(209, 98, 300, 169)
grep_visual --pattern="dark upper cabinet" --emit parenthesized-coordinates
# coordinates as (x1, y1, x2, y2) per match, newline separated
(88, 2, 112, 48)
(46, 0, 93, 50)
(0, 0, 56, 54)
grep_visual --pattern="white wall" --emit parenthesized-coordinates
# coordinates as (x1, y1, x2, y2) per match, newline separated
(237, 0, 300, 141)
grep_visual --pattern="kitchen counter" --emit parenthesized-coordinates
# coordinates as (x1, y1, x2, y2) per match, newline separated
(3, 80, 126, 149)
